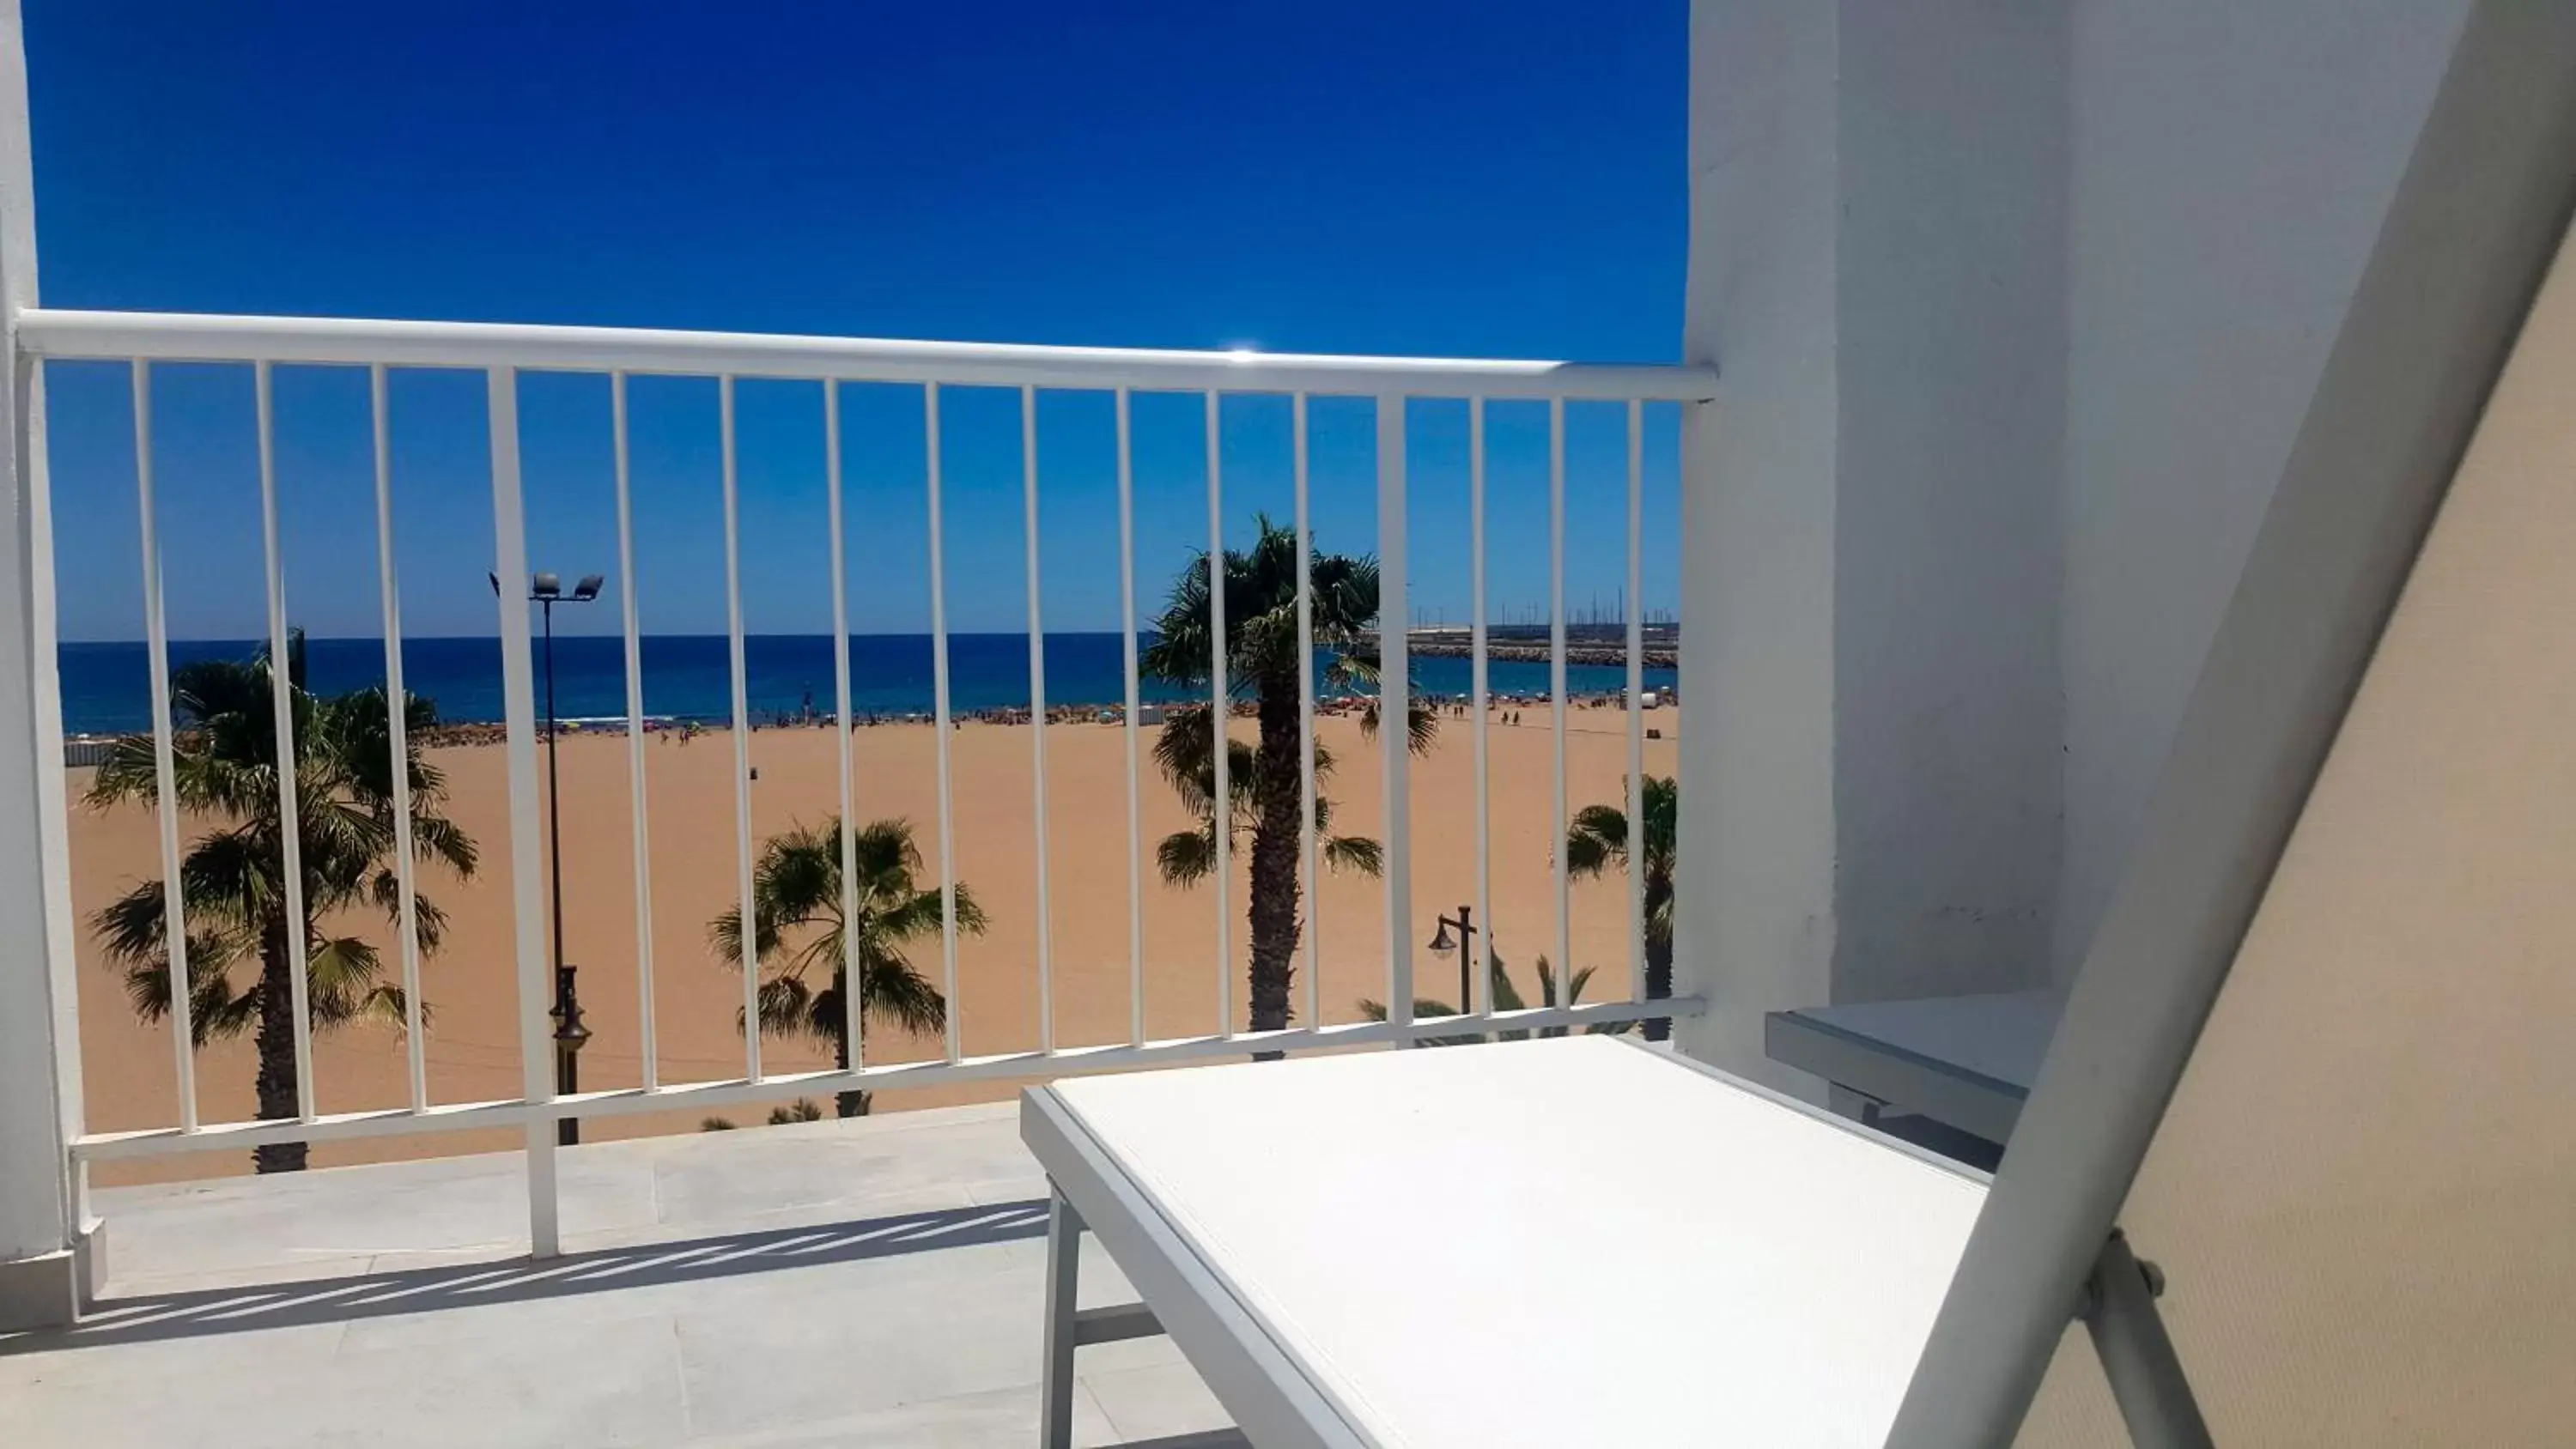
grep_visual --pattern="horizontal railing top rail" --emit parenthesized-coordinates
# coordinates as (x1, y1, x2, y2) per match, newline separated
(15, 307, 1718, 401)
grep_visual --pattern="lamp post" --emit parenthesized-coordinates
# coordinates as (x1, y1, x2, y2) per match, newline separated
(1426, 905, 1478, 1014)
(493, 569, 604, 1141)
(548, 965, 591, 1146)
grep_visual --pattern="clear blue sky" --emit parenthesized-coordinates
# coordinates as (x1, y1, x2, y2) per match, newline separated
(27, 1, 1685, 641)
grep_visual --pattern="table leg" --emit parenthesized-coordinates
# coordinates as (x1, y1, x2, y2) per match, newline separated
(1042, 1186, 1083, 1449)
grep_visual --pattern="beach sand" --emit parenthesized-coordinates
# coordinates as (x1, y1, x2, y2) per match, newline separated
(66, 705, 1679, 1185)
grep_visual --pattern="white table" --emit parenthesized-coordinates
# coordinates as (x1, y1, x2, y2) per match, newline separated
(1021, 1036, 1990, 1447)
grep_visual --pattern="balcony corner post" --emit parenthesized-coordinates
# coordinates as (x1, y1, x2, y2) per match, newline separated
(0, 0, 97, 1332)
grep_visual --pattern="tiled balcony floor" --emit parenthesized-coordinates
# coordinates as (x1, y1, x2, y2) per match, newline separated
(0, 1103, 1228, 1446)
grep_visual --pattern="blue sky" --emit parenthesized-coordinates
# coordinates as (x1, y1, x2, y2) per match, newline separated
(27, 1, 1685, 641)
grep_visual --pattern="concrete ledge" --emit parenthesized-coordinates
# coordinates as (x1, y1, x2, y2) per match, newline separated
(0, 1216, 101, 1331)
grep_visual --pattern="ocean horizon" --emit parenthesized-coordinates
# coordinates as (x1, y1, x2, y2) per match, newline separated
(57, 634, 1680, 737)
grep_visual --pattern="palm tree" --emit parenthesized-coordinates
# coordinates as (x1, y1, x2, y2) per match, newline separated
(87, 631, 476, 1173)
(1142, 514, 1435, 1035)
(1564, 774, 1678, 1040)
(711, 816, 982, 1117)
(1359, 950, 1633, 1046)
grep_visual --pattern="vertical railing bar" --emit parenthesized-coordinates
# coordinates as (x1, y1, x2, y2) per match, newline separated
(825, 381, 860, 1072)
(1378, 395, 1414, 1042)
(254, 361, 317, 1123)
(1550, 397, 1570, 1006)
(487, 366, 559, 1257)
(26, 361, 92, 1240)
(1206, 391, 1230, 1035)
(132, 361, 197, 1133)
(1118, 389, 1144, 1050)
(24, 356, 88, 1219)
(370, 365, 428, 1113)
(926, 383, 963, 1065)
(1023, 385, 1056, 1055)
(613, 372, 659, 1092)
(720, 375, 760, 1082)
(1470, 397, 1492, 1017)
(1294, 392, 1319, 1031)
(1625, 400, 1647, 1009)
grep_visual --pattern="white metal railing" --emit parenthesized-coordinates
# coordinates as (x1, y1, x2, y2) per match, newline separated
(20, 308, 1714, 1255)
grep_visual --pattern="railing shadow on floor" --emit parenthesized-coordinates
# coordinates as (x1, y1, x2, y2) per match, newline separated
(0, 1197, 1051, 1354)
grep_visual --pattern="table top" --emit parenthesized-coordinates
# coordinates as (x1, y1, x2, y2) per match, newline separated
(1765, 990, 2064, 1146)
(1030, 1036, 1989, 1448)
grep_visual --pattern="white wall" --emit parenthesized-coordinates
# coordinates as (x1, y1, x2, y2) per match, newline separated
(1833, 1, 2065, 1002)
(1680, 3, 2482, 1075)
(1678, 1, 2067, 1086)
(2054, 0, 2470, 974)
(1677, 0, 1841, 1087)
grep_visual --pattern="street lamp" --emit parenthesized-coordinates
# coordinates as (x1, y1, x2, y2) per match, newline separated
(1426, 905, 1479, 1014)
(548, 965, 591, 1147)
(493, 569, 605, 1141)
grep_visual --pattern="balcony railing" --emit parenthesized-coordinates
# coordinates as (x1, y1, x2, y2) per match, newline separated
(17, 307, 1717, 1254)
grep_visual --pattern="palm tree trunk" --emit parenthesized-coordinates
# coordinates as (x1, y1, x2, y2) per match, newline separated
(1643, 937, 1674, 1043)
(252, 920, 307, 1173)
(1643, 874, 1675, 1042)
(1244, 681, 1304, 1040)
(833, 1016, 869, 1119)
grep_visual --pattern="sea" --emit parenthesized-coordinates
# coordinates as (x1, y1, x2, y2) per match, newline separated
(57, 635, 1679, 736)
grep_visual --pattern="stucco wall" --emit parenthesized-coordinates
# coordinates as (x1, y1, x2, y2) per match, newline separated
(1676, 0, 1840, 1087)
(1680, 0, 2073, 1088)
(2053, 0, 2469, 974)
(1681, 2, 2482, 1051)
(1833, 0, 2064, 1001)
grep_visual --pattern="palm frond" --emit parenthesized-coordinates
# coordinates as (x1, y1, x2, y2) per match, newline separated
(1564, 803, 1629, 878)
(106, 915, 258, 1046)
(405, 814, 479, 878)
(753, 973, 823, 1042)
(84, 734, 167, 808)
(717, 815, 966, 1051)
(1321, 834, 1382, 877)
(1157, 824, 1219, 888)
(305, 935, 396, 1027)
(1355, 695, 1439, 755)
(846, 948, 949, 1036)
(1355, 996, 1489, 1048)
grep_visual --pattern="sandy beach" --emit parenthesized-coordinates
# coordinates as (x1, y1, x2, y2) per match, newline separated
(66, 706, 1677, 1185)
